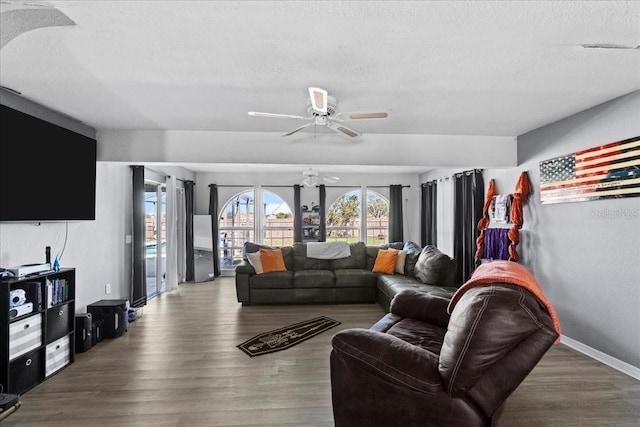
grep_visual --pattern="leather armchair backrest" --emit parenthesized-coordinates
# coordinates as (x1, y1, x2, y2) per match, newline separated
(438, 283, 558, 416)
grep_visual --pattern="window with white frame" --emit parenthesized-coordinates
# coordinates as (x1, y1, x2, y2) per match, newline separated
(326, 189, 389, 244)
(218, 189, 292, 269)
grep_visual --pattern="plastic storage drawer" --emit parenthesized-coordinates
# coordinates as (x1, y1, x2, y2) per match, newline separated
(9, 313, 43, 360)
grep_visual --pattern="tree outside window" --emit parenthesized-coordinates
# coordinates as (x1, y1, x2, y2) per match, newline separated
(326, 189, 389, 244)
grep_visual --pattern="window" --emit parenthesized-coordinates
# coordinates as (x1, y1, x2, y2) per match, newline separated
(218, 189, 292, 271)
(326, 189, 389, 244)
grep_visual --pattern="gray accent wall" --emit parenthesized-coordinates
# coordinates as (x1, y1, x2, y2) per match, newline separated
(515, 90, 639, 370)
(422, 90, 640, 372)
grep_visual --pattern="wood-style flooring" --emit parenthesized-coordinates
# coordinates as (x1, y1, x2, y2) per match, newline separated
(4, 277, 639, 426)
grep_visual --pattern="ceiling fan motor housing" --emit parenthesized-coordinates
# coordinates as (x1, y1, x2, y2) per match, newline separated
(308, 96, 337, 117)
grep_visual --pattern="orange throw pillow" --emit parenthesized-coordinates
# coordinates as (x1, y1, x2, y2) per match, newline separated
(259, 248, 287, 273)
(372, 248, 399, 275)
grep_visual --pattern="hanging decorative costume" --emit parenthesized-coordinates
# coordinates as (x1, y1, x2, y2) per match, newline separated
(475, 171, 532, 263)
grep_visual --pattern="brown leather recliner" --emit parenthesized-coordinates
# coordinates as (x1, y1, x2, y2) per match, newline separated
(330, 281, 559, 426)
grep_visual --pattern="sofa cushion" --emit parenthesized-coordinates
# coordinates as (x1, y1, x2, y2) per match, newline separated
(250, 271, 294, 289)
(373, 249, 399, 274)
(292, 242, 331, 270)
(293, 270, 335, 288)
(377, 274, 456, 306)
(329, 242, 367, 270)
(260, 248, 287, 273)
(334, 269, 377, 288)
(395, 250, 408, 274)
(386, 318, 446, 355)
(401, 241, 422, 277)
(244, 242, 294, 270)
(414, 245, 454, 285)
(246, 252, 264, 274)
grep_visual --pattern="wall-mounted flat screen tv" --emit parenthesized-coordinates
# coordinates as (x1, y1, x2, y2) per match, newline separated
(0, 104, 97, 222)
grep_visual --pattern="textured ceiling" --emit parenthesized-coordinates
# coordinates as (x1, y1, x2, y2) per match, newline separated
(1, 1, 639, 174)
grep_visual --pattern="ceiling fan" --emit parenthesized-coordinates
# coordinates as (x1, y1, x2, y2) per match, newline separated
(301, 168, 339, 187)
(248, 87, 388, 138)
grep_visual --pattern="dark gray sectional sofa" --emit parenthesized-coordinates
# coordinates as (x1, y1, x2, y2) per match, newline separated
(235, 241, 460, 311)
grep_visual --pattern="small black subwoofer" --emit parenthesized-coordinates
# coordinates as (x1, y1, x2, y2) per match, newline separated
(75, 313, 93, 353)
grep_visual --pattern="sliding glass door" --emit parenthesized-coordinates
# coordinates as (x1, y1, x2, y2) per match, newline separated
(145, 182, 166, 298)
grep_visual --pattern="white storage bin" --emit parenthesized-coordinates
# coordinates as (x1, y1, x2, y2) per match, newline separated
(9, 313, 43, 360)
(46, 335, 71, 377)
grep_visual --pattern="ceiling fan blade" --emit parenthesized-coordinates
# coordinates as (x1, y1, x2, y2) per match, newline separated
(336, 111, 388, 121)
(327, 122, 361, 138)
(308, 87, 328, 114)
(248, 111, 306, 119)
(349, 112, 388, 119)
(282, 122, 313, 137)
(323, 176, 340, 184)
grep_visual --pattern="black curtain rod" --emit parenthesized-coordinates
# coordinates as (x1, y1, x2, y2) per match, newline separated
(212, 184, 293, 188)
(212, 184, 411, 188)
(324, 185, 411, 189)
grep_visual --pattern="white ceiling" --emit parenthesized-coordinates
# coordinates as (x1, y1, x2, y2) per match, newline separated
(1, 1, 639, 175)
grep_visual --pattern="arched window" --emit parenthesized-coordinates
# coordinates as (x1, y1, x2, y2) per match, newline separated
(218, 189, 292, 271)
(326, 189, 389, 244)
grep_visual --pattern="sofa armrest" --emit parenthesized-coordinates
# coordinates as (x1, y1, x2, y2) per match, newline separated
(331, 328, 442, 393)
(390, 289, 451, 328)
(235, 261, 256, 275)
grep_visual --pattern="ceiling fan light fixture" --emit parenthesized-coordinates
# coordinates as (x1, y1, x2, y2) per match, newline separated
(302, 176, 317, 187)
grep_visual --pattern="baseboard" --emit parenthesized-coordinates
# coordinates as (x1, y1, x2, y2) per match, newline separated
(560, 335, 640, 380)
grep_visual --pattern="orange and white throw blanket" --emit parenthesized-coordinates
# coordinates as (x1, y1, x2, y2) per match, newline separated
(448, 260, 561, 343)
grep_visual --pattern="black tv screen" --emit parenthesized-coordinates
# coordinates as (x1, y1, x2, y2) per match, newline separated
(0, 104, 97, 222)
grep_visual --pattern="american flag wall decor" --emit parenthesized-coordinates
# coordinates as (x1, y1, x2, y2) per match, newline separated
(539, 136, 640, 204)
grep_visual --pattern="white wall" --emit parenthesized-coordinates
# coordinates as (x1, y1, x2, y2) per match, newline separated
(421, 90, 640, 375)
(0, 163, 132, 312)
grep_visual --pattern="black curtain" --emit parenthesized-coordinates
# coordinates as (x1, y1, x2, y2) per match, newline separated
(389, 185, 404, 242)
(294, 184, 302, 242)
(319, 185, 326, 242)
(130, 166, 147, 308)
(421, 180, 437, 247)
(209, 184, 220, 277)
(184, 180, 195, 281)
(453, 169, 485, 284)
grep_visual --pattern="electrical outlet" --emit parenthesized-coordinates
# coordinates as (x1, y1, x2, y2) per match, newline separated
(105, 283, 111, 294)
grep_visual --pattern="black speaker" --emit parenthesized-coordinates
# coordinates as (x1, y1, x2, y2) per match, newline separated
(92, 318, 104, 345)
(87, 299, 127, 338)
(75, 313, 93, 353)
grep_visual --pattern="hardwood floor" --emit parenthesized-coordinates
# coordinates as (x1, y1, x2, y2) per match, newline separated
(4, 277, 639, 426)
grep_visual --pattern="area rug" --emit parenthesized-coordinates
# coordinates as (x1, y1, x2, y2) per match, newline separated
(237, 316, 341, 357)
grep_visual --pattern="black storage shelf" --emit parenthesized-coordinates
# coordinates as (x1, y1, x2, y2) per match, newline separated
(1, 268, 75, 395)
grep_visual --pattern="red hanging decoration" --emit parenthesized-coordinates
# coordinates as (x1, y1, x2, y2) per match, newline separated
(475, 179, 497, 263)
(508, 172, 532, 262)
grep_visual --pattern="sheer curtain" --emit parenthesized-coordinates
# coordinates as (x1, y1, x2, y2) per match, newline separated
(164, 175, 179, 292)
(436, 177, 454, 257)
